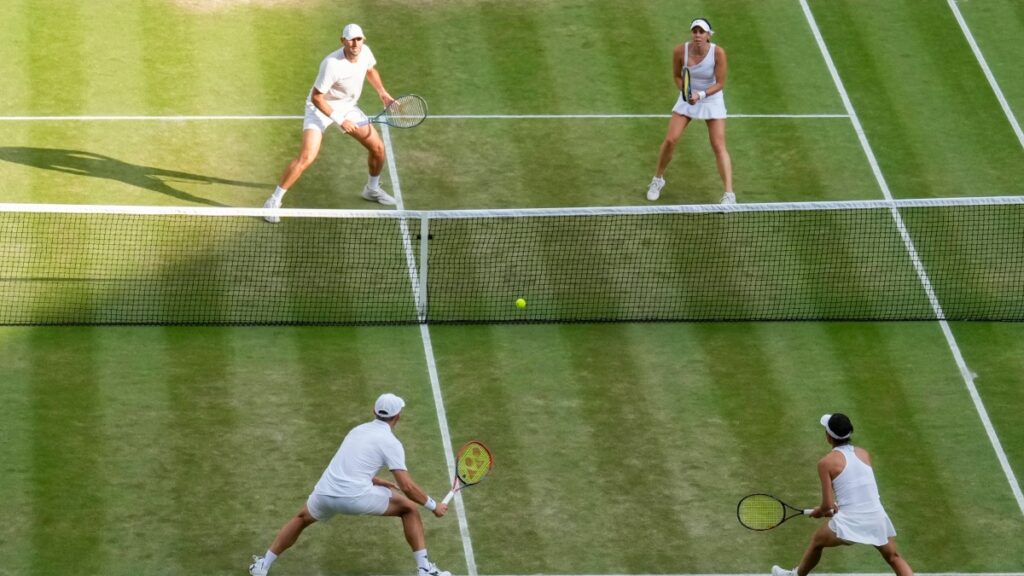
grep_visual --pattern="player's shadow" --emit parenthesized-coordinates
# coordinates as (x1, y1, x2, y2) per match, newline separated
(0, 147, 267, 206)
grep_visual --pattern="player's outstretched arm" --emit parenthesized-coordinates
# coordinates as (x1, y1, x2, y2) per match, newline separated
(393, 469, 448, 517)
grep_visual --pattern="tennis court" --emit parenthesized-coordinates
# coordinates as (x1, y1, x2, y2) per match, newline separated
(1, 1, 1023, 575)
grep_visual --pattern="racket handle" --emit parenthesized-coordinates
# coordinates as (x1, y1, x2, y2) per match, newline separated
(442, 490, 455, 505)
(803, 509, 815, 515)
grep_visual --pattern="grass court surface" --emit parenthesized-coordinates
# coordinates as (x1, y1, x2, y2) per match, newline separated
(1, 1, 1023, 575)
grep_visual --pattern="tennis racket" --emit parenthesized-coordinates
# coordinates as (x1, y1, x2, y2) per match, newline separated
(356, 93, 428, 129)
(737, 494, 815, 531)
(682, 67, 692, 103)
(442, 440, 494, 505)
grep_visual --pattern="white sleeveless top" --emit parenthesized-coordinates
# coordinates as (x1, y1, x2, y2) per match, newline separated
(672, 42, 726, 119)
(832, 444, 883, 512)
(685, 42, 720, 95)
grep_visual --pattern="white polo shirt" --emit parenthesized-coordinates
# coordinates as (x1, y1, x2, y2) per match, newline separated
(313, 419, 406, 498)
(307, 45, 377, 112)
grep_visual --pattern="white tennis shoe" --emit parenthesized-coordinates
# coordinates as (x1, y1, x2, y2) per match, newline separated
(417, 562, 452, 576)
(770, 566, 796, 576)
(720, 191, 737, 205)
(646, 176, 665, 201)
(362, 184, 397, 206)
(262, 196, 281, 224)
(249, 555, 269, 576)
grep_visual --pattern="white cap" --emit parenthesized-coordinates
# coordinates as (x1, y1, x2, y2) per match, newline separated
(820, 413, 853, 440)
(690, 18, 713, 35)
(374, 393, 405, 418)
(342, 23, 365, 40)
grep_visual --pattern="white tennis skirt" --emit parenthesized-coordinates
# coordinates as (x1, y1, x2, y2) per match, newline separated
(672, 92, 727, 120)
(828, 507, 897, 546)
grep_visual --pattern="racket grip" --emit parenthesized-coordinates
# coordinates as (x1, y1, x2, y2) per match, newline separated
(442, 490, 455, 505)
(803, 509, 815, 515)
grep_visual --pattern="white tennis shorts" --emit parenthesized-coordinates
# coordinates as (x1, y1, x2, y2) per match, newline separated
(306, 486, 392, 521)
(303, 102, 368, 132)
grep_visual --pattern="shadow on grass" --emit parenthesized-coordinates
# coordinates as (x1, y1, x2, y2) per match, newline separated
(0, 147, 268, 207)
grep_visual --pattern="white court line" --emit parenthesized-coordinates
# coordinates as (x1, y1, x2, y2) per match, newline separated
(799, 0, 1024, 517)
(947, 0, 1024, 148)
(0, 113, 847, 121)
(381, 123, 479, 576)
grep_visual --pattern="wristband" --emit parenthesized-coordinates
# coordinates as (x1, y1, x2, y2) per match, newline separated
(424, 496, 437, 511)
(698, 90, 707, 101)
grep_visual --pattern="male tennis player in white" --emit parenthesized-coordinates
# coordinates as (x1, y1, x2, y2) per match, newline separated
(262, 23, 396, 223)
(771, 413, 913, 576)
(248, 393, 452, 576)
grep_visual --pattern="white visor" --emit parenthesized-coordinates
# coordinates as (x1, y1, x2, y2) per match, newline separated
(820, 414, 852, 440)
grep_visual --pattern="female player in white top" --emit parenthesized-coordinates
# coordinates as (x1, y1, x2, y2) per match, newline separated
(646, 18, 735, 204)
(249, 393, 452, 576)
(263, 23, 397, 223)
(772, 414, 914, 576)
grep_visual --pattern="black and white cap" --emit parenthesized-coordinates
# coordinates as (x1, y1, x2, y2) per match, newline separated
(375, 393, 405, 418)
(820, 413, 853, 440)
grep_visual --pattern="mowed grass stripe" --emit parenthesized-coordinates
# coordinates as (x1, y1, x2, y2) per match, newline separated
(93, 328, 179, 576)
(79, 2, 147, 115)
(25, 1, 86, 116)
(808, 0, 1024, 198)
(431, 325, 564, 572)
(0, 329, 37, 576)
(28, 328, 107, 575)
(563, 325, 692, 570)
(0, 0, 30, 117)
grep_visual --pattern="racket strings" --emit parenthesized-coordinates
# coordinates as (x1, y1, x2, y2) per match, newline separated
(456, 442, 493, 485)
(737, 495, 786, 530)
(385, 95, 427, 128)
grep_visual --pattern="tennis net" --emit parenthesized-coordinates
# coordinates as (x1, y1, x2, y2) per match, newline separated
(0, 197, 1021, 325)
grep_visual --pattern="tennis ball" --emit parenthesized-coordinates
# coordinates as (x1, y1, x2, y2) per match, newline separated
(515, 298, 527, 309)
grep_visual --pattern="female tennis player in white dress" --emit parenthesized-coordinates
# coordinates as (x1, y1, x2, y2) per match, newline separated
(772, 414, 914, 576)
(646, 18, 734, 204)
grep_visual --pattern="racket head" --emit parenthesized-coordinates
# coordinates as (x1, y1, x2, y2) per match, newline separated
(380, 94, 428, 128)
(454, 440, 494, 486)
(682, 67, 692, 102)
(737, 493, 788, 531)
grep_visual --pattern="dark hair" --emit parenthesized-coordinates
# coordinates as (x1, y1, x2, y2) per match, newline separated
(375, 413, 399, 423)
(826, 413, 854, 444)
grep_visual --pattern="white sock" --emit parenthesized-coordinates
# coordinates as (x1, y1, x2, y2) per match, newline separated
(272, 186, 287, 201)
(264, 550, 278, 567)
(368, 175, 380, 188)
(413, 549, 429, 570)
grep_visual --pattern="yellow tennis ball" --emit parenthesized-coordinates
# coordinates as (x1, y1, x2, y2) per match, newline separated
(515, 298, 527, 309)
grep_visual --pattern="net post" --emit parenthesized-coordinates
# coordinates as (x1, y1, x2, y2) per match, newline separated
(418, 215, 430, 322)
